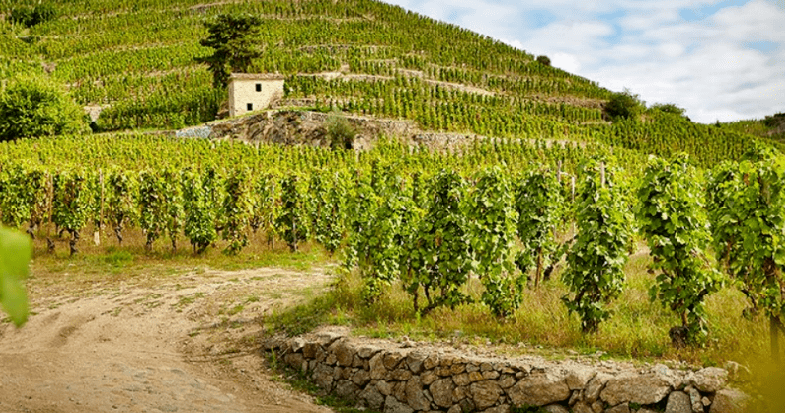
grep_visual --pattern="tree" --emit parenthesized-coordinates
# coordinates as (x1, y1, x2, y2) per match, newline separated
(0, 77, 88, 141)
(536, 55, 551, 67)
(604, 89, 645, 121)
(196, 14, 264, 88)
(8, 3, 57, 28)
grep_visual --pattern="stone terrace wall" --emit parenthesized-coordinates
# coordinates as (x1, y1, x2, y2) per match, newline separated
(263, 328, 750, 413)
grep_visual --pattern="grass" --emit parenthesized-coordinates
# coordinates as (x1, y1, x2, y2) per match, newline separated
(29, 225, 330, 289)
(269, 250, 778, 367)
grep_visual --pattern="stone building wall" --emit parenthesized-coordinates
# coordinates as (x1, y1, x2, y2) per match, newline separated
(264, 328, 750, 413)
(228, 74, 285, 118)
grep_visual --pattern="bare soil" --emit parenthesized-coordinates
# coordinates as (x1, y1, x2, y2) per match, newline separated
(0, 265, 336, 413)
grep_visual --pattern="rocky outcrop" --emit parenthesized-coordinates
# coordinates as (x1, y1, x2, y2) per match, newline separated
(178, 110, 487, 150)
(264, 327, 747, 413)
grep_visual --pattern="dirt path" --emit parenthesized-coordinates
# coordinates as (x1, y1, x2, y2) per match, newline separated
(0, 266, 336, 413)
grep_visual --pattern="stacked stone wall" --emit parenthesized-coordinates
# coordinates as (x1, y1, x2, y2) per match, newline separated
(264, 329, 750, 413)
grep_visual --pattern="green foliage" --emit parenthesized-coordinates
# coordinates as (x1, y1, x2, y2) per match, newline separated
(466, 167, 521, 317)
(182, 169, 218, 254)
(649, 103, 687, 118)
(52, 170, 92, 255)
(706, 146, 785, 355)
(535, 55, 551, 67)
(763, 113, 785, 129)
(636, 154, 721, 345)
(106, 170, 138, 245)
(0, 226, 30, 327)
(604, 89, 645, 121)
(514, 168, 563, 287)
(275, 174, 309, 252)
(8, 3, 57, 28)
(405, 170, 472, 313)
(222, 168, 252, 254)
(0, 77, 87, 141)
(326, 112, 356, 150)
(562, 157, 632, 333)
(196, 13, 264, 88)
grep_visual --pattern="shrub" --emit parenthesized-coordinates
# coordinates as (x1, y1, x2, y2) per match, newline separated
(535, 55, 551, 67)
(8, 4, 57, 27)
(604, 89, 645, 121)
(326, 112, 356, 150)
(0, 77, 88, 141)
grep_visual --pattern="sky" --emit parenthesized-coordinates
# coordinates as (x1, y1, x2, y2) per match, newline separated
(383, 0, 785, 124)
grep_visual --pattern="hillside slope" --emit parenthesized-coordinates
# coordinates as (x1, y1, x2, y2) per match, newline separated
(0, 0, 771, 165)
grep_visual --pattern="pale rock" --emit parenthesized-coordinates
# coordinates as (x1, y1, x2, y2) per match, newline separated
(352, 368, 370, 386)
(450, 363, 466, 375)
(453, 385, 468, 402)
(383, 351, 405, 370)
(390, 368, 412, 381)
(470, 380, 502, 410)
(421, 370, 438, 385)
(359, 385, 384, 410)
(482, 370, 500, 380)
(406, 351, 427, 374)
(484, 405, 511, 413)
(446, 405, 462, 413)
(569, 389, 582, 406)
(592, 400, 604, 413)
(600, 372, 672, 406)
(508, 372, 571, 406)
(430, 378, 455, 407)
(565, 365, 597, 390)
(334, 380, 359, 399)
(325, 353, 338, 365)
(638, 409, 660, 413)
(357, 344, 382, 359)
(453, 373, 470, 386)
(384, 395, 414, 413)
(290, 337, 306, 353)
(316, 331, 342, 346)
(329, 339, 354, 367)
(423, 354, 439, 370)
(666, 391, 692, 413)
(692, 367, 728, 393)
(572, 401, 593, 413)
(710, 388, 750, 413)
(377, 380, 393, 396)
(498, 375, 516, 389)
(605, 402, 630, 413)
(405, 377, 430, 411)
(466, 363, 480, 373)
(543, 404, 570, 413)
(311, 363, 334, 390)
(480, 362, 494, 372)
(684, 385, 703, 413)
(393, 381, 407, 402)
(468, 371, 484, 382)
(369, 353, 388, 380)
(585, 373, 612, 402)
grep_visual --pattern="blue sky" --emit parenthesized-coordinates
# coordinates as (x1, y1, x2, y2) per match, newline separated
(383, 0, 785, 123)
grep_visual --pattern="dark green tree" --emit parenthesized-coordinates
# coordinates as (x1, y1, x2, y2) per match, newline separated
(196, 14, 264, 88)
(536, 55, 551, 67)
(0, 77, 88, 141)
(604, 88, 645, 121)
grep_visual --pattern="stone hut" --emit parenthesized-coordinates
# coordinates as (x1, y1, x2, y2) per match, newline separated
(227, 73, 285, 118)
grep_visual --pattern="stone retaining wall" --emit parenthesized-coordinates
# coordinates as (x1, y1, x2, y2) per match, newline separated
(263, 328, 749, 413)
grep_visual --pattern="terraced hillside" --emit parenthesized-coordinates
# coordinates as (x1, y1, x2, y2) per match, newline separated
(0, 0, 773, 165)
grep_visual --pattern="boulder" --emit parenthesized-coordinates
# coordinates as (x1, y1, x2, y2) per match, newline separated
(600, 372, 672, 406)
(692, 367, 728, 393)
(430, 378, 455, 407)
(665, 391, 692, 413)
(470, 380, 503, 410)
(710, 388, 750, 413)
(604, 403, 630, 413)
(508, 372, 571, 406)
(404, 376, 431, 411)
(359, 385, 384, 410)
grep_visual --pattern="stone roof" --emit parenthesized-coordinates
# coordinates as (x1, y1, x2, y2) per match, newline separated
(229, 73, 286, 81)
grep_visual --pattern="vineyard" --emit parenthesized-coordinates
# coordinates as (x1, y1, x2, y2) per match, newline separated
(1, 0, 774, 167)
(1, 133, 783, 361)
(1, 0, 784, 370)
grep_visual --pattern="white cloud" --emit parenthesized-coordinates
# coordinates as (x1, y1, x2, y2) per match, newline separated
(381, 0, 785, 122)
